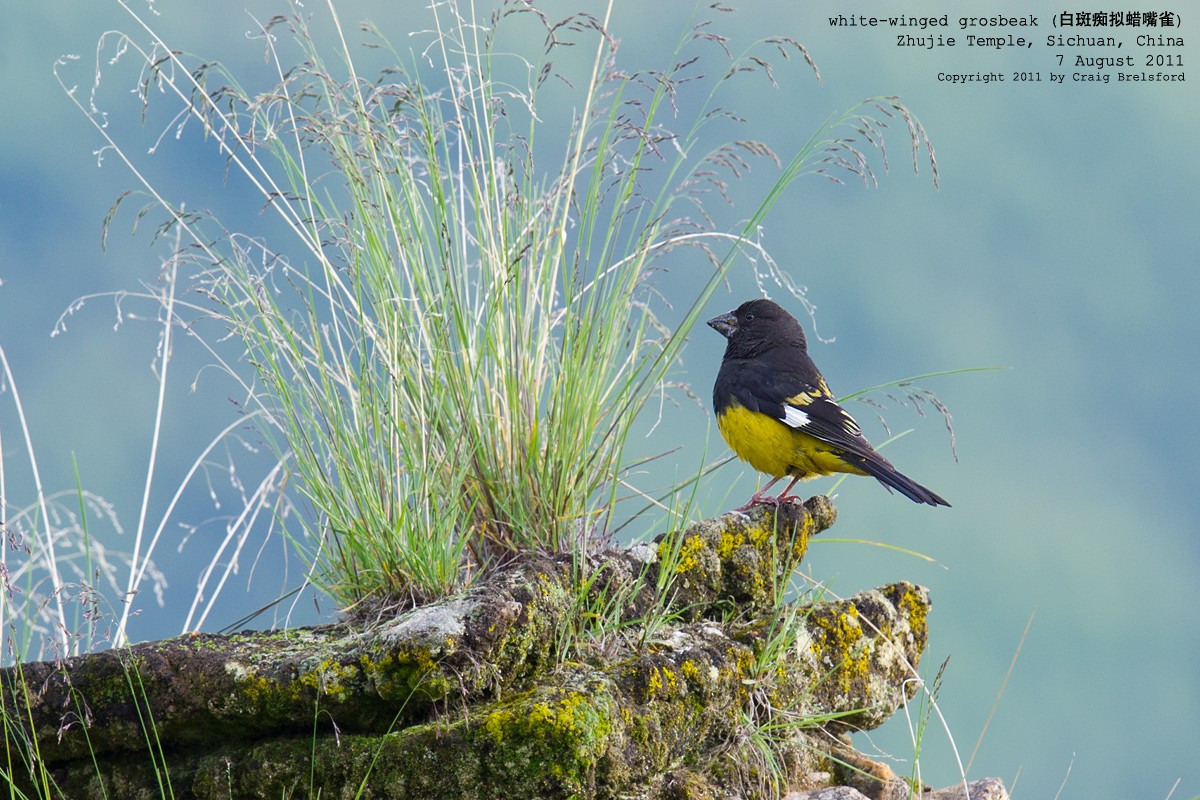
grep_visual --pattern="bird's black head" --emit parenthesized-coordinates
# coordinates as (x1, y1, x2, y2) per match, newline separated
(707, 299, 807, 358)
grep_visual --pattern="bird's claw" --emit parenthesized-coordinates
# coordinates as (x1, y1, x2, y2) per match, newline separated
(733, 493, 803, 513)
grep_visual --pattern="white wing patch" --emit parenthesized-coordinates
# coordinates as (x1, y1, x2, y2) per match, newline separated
(782, 406, 810, 429)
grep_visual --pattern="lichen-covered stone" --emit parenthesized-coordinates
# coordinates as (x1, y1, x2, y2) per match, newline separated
(1, 556, 574, 764)
(0, 502, 996, 800)
(656, 496, 836, 620)
(799, 582, 930, 731)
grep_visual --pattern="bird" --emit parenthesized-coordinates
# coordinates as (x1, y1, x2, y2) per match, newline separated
(707, 298, 949, 510)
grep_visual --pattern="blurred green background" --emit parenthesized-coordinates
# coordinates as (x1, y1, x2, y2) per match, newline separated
(2, 1, 1197, 797)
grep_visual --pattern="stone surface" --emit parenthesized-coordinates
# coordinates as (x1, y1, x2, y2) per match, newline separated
(789, 777, 1009, 800)
(788, 788, 872, 800)
(925, 778, 1011, 800)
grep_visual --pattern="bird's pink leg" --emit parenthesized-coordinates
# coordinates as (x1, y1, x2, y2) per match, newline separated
(773, 475, 805, 505)
(735, 476, 788, 512)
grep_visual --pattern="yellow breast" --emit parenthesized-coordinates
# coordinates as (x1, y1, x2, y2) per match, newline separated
(716, 403, 869, 480)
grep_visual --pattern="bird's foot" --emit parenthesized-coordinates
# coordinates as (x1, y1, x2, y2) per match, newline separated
(733, 492, 804, 513)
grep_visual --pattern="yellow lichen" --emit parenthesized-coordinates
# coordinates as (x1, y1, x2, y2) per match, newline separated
(896, 585, 929, 644)
(748, 521, 772, 547)
(646, 667, 663, 696)
(297, 659, 361, 703)
(668, 532, 708, 575)
(717, 529, 742, 559)
(661, 666, 678, 692)
(644, 665, 680, 698)
(808, 604, 874, 696)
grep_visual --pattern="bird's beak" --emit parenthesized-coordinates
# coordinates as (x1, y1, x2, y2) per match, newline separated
(706, 311, 738, 339)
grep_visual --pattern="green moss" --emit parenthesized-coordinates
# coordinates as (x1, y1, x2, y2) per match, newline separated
(71, 655, 144, 708)
(485, 691, 607, 748)
(360, 645, 451, 701)
(232, 670, 299, 718)
(480, 687, 613, 794)
(294, 659, 359, 703)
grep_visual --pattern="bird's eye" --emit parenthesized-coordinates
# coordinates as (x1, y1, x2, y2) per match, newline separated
(745, 313, 755, 321)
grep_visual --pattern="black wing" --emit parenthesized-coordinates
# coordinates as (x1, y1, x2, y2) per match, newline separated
(724, 356, 869, 455)
(726, 359, 949, 506)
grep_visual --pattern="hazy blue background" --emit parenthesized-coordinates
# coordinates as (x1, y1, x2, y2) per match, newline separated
(2, 2, 1196, 798)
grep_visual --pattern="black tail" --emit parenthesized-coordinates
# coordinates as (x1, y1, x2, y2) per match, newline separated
(857, 457, 951, 507)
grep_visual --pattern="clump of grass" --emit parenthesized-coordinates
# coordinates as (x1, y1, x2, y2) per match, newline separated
(60, 0, 936, 619)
